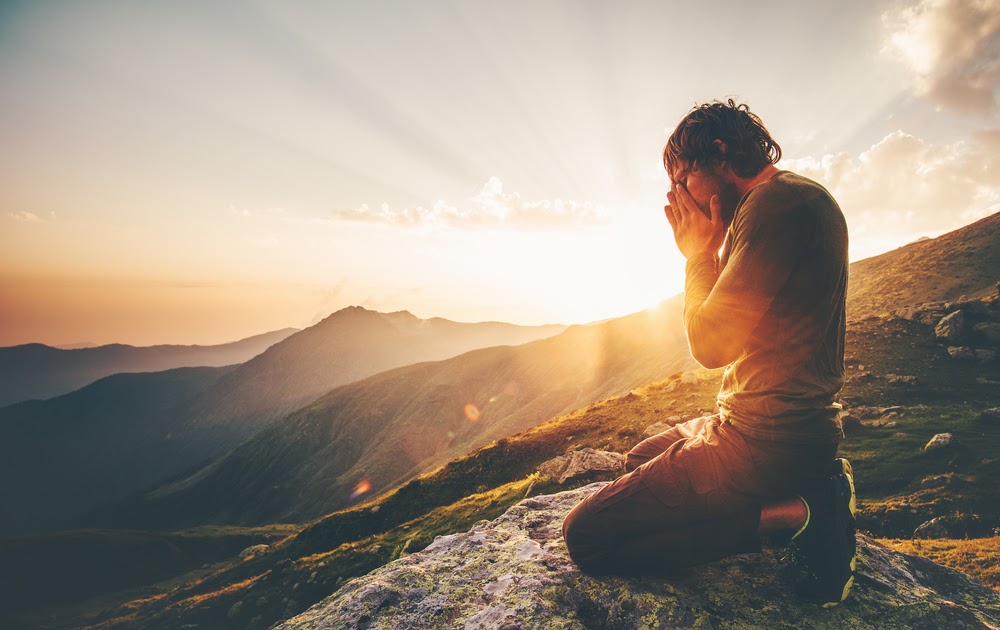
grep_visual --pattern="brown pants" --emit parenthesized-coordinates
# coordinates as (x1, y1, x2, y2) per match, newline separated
(561, 415, 837, 576)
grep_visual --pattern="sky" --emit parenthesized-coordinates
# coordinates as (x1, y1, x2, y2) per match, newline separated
(1, 0, 999, 347)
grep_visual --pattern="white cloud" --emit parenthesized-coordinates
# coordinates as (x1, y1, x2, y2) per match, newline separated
(8, 211, 42, 222)
(330, 177, 611, 229)
(785, 129, 1000, 257)
(883, 0, 1000, 115)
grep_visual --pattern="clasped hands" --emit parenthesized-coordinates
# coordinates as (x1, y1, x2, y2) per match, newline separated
(664, 184, 726, 259)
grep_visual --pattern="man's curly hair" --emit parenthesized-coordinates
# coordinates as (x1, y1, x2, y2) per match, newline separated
(663, 99, 781, 183)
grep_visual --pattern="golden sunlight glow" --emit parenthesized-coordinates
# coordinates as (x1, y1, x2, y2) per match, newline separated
(1, 2, 992, 347)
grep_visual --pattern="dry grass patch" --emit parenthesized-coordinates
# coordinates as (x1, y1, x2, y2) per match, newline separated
(878, 536, 1000, 591)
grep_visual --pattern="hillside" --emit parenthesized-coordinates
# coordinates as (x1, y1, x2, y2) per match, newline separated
(0, 328, 298, 408)
(84, 299, 695, 531)
(0, 366, 235, 536)
(139, 307, 567, 468)
(0, 308, 564, 538)
(846, 211, 1000, 319)
(48, 307, 1000, 630)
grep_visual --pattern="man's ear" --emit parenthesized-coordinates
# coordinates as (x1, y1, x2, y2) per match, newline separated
(712, 139, 729, 174)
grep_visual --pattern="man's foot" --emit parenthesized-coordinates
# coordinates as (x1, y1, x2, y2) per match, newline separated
(789, 458, 857, 607)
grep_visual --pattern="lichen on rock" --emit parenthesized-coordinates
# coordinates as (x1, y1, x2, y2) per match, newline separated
(273, 483, 1000, 629)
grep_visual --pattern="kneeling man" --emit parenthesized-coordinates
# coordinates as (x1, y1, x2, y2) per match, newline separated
(562, 100, 856, 607)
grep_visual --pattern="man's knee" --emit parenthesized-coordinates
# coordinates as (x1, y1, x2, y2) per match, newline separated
(561, 499, 588, 558)
(562, 499, 605, 574)
(624, 449, 645, 472)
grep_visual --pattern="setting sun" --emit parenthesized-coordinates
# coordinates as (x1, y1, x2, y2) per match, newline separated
(2, 1, 998, 347)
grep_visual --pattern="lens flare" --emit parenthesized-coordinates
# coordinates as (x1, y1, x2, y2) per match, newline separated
(349, 479, 372, 500)
(464, 403, 481, 421)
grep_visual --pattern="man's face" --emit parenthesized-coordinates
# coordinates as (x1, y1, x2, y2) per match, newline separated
(669, 160, 740, 225)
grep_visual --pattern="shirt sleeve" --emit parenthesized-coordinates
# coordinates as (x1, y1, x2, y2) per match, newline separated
(682, 194, 812, 368)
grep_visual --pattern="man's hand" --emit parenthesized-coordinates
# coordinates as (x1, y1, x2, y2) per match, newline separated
(664, 184, 725, 259)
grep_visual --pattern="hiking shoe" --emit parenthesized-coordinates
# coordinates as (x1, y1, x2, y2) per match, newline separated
(789, 458, 857, 607)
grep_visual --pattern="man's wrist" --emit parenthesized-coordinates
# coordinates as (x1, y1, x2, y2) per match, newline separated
(685, 250, 718, 268)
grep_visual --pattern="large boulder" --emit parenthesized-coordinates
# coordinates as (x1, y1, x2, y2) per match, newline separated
(536, 449, 624, 484)
(924, 433, 955, 450)
(893, 304, 947, 326)
(947, 346, 975, 360)
(913, 516, 950, 539)
(935, 310, 965, 341)
(275, 483, 1000, 629)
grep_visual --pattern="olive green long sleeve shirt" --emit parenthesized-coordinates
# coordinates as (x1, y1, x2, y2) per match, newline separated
(683, 171, 848, 444)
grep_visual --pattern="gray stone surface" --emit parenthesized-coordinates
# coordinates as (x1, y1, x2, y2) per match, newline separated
(913, 517, 950, 539)
(273, 484, 1000, 630)
(893, 305, 947, 326)
(935, 310, 965, 341)
(948, 346, 975, 360)
(536, 449, 624, 484)
(643, 421, 672, 437)
(239, 544, 270, 560)
(923, 433, 955, 450)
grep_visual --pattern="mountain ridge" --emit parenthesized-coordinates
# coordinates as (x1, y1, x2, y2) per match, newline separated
(0, 328, 300, 408)
(846, 210, 1000, 319)
(2, 308, 566, 537)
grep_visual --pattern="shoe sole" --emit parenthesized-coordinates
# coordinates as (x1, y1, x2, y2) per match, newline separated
(820, 458, 857, 608)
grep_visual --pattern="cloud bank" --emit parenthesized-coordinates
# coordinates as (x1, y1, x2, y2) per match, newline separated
(785, 129, 1000, 251)
(883, 0, 1000, 114)
(8, 211, 41, 222)
(331, 177, 611, 229)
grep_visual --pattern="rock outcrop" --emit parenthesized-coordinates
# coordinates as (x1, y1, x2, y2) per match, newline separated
(924, 433, 955, 450)
(935, 310, 965, 341)
(536, 449, 624, 485)
(274, 483, 1000, 629)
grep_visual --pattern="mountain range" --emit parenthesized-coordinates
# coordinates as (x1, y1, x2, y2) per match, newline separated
(84, 299, 695, 531)
(0, 328, 299, 408)
(0, 310, 565, 537)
